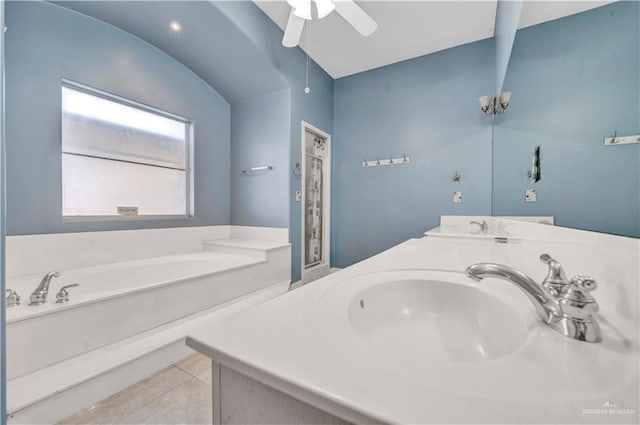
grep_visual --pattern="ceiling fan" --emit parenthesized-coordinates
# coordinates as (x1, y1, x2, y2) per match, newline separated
(282, 0, 377, 47)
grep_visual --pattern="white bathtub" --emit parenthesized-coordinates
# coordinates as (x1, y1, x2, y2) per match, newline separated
(6, 249, 289, 380)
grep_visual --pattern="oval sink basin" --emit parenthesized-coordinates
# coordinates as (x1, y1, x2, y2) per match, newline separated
(319, 269, 639, 404)
(348, 279, 528, 363)
(320, 270, 532, 367)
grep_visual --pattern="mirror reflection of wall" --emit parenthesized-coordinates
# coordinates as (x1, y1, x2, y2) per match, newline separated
(528, 145, 541, 183)
(493, 1, 639, 237)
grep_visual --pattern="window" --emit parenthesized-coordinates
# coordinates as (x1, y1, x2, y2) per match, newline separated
(61, 81, 192, 217)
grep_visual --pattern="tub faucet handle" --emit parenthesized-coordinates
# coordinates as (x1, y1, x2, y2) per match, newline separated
(56, 283, 80, 304)
(6, 288, 21, 307)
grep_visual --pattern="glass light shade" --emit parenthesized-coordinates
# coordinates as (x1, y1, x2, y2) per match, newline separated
(293, 0, 312, 20)
(499, 91, 512, 107)
(478, 96, 492, 109)
(314, 0, 335, 19)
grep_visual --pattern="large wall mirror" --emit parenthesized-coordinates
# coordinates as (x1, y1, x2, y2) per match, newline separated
(493, 1, 639, 237)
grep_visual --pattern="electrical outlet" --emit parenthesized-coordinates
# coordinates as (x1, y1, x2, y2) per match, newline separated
(525, 189, 537, 202)
(453, 191, 462, 203)
(295, 190, 302, 202)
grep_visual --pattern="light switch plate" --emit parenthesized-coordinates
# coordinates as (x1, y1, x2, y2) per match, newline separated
(295, 190, 302, 202)
(525, 188, 537, 202)
(453, 191, 462, 203)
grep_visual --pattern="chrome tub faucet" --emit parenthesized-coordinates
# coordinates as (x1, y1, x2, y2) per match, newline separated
(466, 254, 601, 343)
(29, 271, 61, 305)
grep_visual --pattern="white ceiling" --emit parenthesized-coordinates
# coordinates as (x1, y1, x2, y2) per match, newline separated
(254, 1, 615, 79)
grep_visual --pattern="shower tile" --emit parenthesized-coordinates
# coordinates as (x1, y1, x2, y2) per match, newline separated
(58, 366, 192, 425)
(174, 353, 211, 380)
(115, 378, 212, 424)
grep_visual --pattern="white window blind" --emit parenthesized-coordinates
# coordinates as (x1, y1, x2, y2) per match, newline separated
(61, 81, 192, 217)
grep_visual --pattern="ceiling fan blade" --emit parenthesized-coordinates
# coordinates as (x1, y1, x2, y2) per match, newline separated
(282, 9, 306, 47)
(334, 0, 377, 37)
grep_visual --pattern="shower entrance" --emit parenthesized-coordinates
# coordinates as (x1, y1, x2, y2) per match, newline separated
(301, 122, 331, 283)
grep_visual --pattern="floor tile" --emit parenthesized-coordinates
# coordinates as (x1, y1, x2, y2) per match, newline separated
(195, 369, 212, 386)
(174, 354, 211, 380)
(115, 377, 212, 425)
(58, 366, 192, 425)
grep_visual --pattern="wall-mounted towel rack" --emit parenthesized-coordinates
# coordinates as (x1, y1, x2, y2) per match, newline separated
(241, 165, 273, 174)
(604, 132, 640, 146)
(362, 154, 410, 168)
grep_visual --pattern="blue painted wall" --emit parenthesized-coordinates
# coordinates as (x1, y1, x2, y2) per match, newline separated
(231, 89, 291, 228)
(332, 39, 494, 268)
(493, 1, 640, 237)
(5, 1, 231, 235)
(215, 1, 335, 282)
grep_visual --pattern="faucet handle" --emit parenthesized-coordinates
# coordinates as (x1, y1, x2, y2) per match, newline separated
(570, 275, 597, 292)
(539, 253, 569, 295)
(56, 283, 80, 304)
(560, 276, 599, 316)
(6, 289, 21, 307)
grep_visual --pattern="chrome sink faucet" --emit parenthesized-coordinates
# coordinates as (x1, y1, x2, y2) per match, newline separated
(29, 271, 60, 305)
(465, 254, 601, 343)
(469, 220, 489, 234)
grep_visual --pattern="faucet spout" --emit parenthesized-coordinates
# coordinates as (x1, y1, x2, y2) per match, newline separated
(465, 263, 559, 322)
(29, 271, 60, 305)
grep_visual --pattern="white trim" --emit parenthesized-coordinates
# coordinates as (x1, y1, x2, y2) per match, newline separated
(300, 121, 331, 284)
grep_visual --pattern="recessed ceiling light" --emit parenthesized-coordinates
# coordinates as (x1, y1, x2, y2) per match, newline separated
(169, 20, 182, 33)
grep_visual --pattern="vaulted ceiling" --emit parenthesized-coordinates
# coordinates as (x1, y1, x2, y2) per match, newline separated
(254, 0, 615, 79)
(52, 0, 615, 97)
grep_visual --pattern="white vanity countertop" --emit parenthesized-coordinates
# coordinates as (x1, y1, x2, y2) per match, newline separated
(187, 230, 640, 424)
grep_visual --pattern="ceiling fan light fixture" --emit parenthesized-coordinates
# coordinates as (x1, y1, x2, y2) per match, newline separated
(286, 0, 303, 8)
(282, 0, 376, 48)
(292, 0, 312, 20)
(314, 0, 335, 19)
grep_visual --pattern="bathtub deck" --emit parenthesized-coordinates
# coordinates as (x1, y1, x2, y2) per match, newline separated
(6, 251, 266, 324)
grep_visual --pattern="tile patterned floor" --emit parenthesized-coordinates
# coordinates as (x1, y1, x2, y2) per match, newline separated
(58, 354, 213, 425)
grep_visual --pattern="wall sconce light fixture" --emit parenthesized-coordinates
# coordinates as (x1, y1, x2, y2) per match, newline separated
(479, 91, 512, 116)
